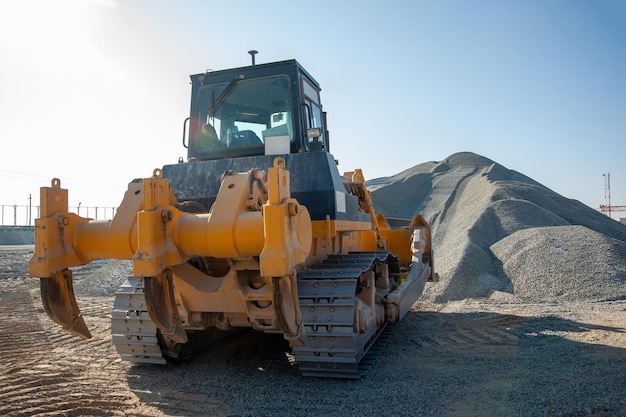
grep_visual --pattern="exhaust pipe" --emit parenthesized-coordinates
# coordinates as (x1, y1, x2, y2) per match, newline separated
(248, 50, 258, 66)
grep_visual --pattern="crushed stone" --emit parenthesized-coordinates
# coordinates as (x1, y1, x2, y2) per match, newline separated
(370, 151, 626, 303)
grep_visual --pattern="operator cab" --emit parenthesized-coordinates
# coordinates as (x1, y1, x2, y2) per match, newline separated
(185, 59, 329, 161)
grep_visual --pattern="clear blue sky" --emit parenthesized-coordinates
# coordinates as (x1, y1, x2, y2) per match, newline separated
(1, 0, 625, 218)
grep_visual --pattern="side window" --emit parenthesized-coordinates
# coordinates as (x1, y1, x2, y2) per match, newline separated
(302, 79, 321, 128)
(302, 78, 325, 149)
(310, 103, 322, 130)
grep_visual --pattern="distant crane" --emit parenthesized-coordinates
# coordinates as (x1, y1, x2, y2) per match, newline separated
(599, 173, 626, 218)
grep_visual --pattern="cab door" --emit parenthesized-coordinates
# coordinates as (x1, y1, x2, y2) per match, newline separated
(301, 76, 328, 152)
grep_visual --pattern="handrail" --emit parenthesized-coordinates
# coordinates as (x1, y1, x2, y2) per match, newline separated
(182, 117, 190, 149)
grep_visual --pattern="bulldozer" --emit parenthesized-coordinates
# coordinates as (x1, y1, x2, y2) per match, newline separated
(28, 56, 435, 379)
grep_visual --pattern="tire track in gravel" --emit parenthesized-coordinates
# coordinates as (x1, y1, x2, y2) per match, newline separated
(399, 311, 524, 352)
(0, 278, 143, 417)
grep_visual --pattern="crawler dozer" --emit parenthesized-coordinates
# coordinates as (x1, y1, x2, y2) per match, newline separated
(29, 57, 435, 378)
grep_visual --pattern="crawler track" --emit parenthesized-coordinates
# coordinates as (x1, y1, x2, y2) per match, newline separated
(294, 252, 399, 378)
(111, 277, 166, 364)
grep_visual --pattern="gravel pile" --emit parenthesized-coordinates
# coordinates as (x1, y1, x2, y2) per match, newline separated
(492, 225, 626, 301)
(72, 259, 132, 297)
(370, 151, 626, 303)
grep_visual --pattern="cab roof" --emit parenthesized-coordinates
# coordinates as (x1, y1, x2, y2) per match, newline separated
(191, 59, 321, 90)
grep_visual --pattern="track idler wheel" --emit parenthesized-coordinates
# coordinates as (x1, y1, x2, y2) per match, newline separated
(40, 269, 92, 339)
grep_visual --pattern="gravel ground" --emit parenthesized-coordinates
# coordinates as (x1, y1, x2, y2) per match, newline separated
(1, 251, 624, 417)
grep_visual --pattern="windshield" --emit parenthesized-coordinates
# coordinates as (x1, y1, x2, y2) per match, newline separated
(194, 75, 293, 152)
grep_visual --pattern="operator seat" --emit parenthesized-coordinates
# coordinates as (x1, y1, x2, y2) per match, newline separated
(229, 130, 263, 147)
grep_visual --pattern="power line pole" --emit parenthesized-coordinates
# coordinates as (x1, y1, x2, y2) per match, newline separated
(603, 173, 612, 218)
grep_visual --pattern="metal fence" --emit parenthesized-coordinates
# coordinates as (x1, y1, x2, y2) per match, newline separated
(1, 204, 117, 226)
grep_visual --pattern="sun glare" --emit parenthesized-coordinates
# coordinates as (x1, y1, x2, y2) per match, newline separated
(1, 1, 85, 54)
